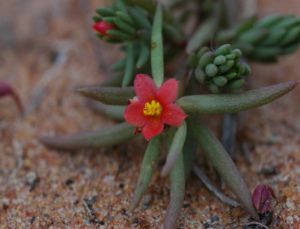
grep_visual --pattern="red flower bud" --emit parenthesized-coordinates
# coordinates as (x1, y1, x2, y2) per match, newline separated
(92, 21, 115, 36)
(252, 184, 276, 214)
(0, 81, 23, 113)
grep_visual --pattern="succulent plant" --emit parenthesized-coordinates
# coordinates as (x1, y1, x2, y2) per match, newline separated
(189, 44, 251, 93)
(217, 14, 300, 62)
(40, 1, 299, 228)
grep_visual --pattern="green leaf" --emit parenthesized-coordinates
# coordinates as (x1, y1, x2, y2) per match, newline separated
(255, 14, 283, 28)
(136, 44, 150, 68)
(151, 5, 164, 86)
(88, 102, 125, 121)
(128, 7, 151, 31)
(112, 58, 126, 71)
(113, 18, 136, 35)
(116, 11, 135, 25)
(76, 86, 135, 105)
(252, 47, 281, 61)
(186, 3, 220, 53)
(131, 136, 161, 210)
(183, 132, 196, 178)
(100, 74, 123, 87)
(96, 8, 115, 17)
(122, 43, 136, 87)
(280, 27, 300, 46)
(40, 123, 135, 150)
(107, 29, 133, 40)
(178, 81, 298, 114)
(189, 118, 258, 219)
(164, 152, 185, 229)
(161, 122, 187, 176)
(116, 0, 127, 13)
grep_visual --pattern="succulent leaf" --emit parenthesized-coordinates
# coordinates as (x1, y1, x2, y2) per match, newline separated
(77, 86, 134, 105)
(178, 81, 298, 114)
(164, 152, 185, 229)
(183, 133, 197, 178)
(131, 136, 161, 210)
(190, 44, 251, 93)
(151, 5, 164, 86)
(87, 102, 125, 121)
(217, 14, 300, 62)
(189, 118, 258, 219)
(161, 122, 187, 177)
(40, 123, 135, 150)
(186, 3, 221, 53)
(122, 43, 136, 86)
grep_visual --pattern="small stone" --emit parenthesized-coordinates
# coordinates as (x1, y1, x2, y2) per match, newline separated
(25, 171, 39, 191)
(142, 195, 152, 210)
(286, 216, 294, 224)
(286, 199, 295, 210)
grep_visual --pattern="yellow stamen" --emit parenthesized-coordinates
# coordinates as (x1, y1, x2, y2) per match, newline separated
(143, 100, 162, 116)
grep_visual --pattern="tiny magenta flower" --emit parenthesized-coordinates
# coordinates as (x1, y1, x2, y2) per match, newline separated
(124, 74, 187, 141)
(92, 21, 115, 36)
(252, 184, 276, 214)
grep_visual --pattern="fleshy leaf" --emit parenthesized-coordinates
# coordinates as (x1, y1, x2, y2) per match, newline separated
(164, 152, 185, 229)
(77, 86, 134, 105)
(189, 118, 259, 219)
(131, 136, 161, 210)
(161, 122, 187, 176)
(122, 43, 135, 87)
(183, 132, 196, 178)
(151, 4, 164, 86)
(87, 101, 125, 121)
(186, 3, 220, 53)
(40, 122, 135, 150)
(100, 74, 123, 87)
(178, 81, 298, 114)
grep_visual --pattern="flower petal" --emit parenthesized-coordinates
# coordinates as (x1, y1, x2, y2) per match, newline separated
(134, 74, 158, 102)
(162, 104, 187, 126)
(124, 102, 146, 126)
(142, 120, 164, 141)
(157, 79, 178, 104)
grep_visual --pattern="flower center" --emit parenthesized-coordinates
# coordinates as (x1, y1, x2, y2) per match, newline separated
(143, 100, 162, 116)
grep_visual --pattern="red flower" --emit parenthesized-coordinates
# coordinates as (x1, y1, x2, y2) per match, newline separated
(92, 21, 115, 36)
(124, 74, 187, 141)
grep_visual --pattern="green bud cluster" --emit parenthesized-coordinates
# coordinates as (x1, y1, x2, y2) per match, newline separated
(190, 44, 251, 93)
(217, 15, 300, 62)
(93, 0, 152, 43)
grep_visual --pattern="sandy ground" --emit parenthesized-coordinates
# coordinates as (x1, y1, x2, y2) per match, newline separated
(0, 0, 299, 228)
